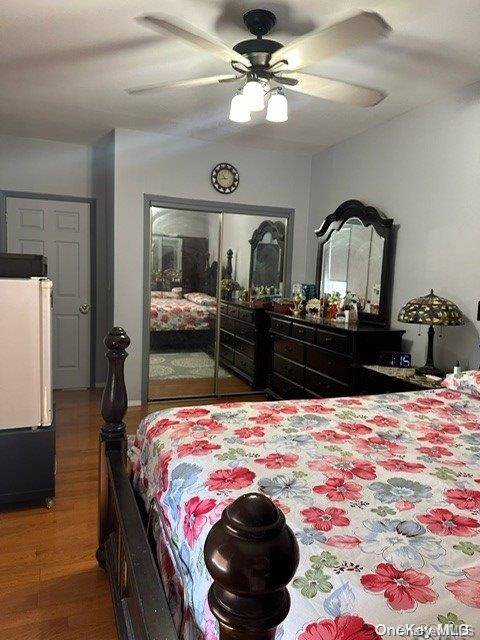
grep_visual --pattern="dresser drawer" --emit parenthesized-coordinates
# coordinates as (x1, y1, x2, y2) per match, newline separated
(220, 315, 235, 333)
(227, 305, 239, 318)
(235, 320, 255, 342)
(238, 307, 254, 324)
(220, 343, 234, 364)
(234, 352, 254, 377)
(273, 354, 304, 385)
(305, 368, 349, 398)
(270, 373, 304, 399)
(274, 336, 304, 363)
(235, 336, 255, 360)
(316, 330, 349, 354)
(270, 316, 291, 336)
(292, 323, 316, 343)
(306, 346, 350, 383)
(219, 329, 234, 349)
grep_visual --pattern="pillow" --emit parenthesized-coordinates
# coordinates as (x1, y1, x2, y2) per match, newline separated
(183, 292, 217, 307)
(151, 290, 182, 300)
(441, 370, 480, 399)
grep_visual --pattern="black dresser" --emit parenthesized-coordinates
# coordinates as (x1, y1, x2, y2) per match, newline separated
(219, 301, 269, 390)
(267, 312, 405, 400)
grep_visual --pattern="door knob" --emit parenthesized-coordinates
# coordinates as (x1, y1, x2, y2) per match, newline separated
(79, 303, 91, 314)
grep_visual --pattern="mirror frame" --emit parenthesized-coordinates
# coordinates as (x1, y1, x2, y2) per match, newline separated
(315, 199, 393, 325)
(249, 220, 286, 289)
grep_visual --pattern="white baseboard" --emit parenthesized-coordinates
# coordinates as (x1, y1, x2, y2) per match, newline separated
(128, 400, 142, 407)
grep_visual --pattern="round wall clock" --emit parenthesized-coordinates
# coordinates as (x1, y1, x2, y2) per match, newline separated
(211, 162, 239, 194)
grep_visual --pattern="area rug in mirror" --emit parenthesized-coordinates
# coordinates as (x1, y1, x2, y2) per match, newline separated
(149, 352, 231, 380)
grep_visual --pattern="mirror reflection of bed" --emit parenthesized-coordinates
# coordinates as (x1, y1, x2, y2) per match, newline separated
(148, 207, 252, 401)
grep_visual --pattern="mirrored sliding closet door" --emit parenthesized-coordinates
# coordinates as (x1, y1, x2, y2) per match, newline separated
(147, 205, 290, 402)
(148, 207, 220, 401)
(217, 213, 288, 396)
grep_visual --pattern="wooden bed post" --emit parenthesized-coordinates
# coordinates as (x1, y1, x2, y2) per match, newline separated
(96, 327, 130, 568)
(205, 492, 299, 640)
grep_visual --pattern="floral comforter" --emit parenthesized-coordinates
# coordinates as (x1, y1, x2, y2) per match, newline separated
(150, 297, 215, 332)
(129, 389, 480, 639)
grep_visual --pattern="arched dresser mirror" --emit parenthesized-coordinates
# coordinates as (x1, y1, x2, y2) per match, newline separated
(315, 200, 394, 325)
(249, 220, 286, 291)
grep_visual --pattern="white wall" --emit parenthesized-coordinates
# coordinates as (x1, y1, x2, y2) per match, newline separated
(113, 128, 312, 402)
(0, 133, 108, 384)
(308, 82, 480, 371)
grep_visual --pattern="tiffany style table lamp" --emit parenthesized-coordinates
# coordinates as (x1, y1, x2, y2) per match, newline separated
(398, 289, 464, 377)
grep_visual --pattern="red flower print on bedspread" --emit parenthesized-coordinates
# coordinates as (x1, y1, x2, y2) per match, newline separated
(298, 615, 381, 640)
(183, 496, 216, 547)
(177, 439, 221, 457)
(445, 488, 480, 511)
(206, 467, 255, 491)
(417, 508, 480, 536)
(308, 456, 376, 480)
(361, 563, 437, 611)
(446, 566, 480, 608)
(255, 453, 299, 469)
(313, 477, 363, 502)
(301, 506, 350, 531)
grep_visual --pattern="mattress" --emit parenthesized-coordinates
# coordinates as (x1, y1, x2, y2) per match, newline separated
(129, 389, 480, 639)
(150, 297, 215, 332)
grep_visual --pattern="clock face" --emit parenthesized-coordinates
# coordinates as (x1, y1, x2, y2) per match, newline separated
(211, 163, 239, 194)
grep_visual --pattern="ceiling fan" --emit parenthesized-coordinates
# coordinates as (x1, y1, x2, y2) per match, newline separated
(127, 9, 391, 123)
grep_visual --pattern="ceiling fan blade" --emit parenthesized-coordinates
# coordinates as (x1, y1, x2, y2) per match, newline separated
(280, 72, 386, 107)
(137, 15, 250, 67)
(269, 12, 390, 71)
(273, 75, 299, 87)
(126, 74, 240, 95)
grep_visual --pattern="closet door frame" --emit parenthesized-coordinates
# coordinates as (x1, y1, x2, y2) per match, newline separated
(141, 194, 295, 405)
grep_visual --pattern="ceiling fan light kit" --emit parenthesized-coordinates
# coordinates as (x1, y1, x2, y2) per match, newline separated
(266, 89, 288, 123)
(229, 91, 251, 123)
(130, 9, 391, 124)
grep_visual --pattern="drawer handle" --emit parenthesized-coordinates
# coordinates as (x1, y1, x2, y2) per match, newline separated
(325, 337, 333, 343)
(285, 345, 293, 352)
(327, 360, 333, 367)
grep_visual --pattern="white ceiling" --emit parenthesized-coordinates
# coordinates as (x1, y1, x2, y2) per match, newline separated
(1, 0, 480, 153)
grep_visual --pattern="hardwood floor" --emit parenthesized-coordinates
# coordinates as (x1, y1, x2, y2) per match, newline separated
(0, 389, 264, 639)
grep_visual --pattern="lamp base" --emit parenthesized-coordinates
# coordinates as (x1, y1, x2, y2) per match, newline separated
(415, 364, 445, 378)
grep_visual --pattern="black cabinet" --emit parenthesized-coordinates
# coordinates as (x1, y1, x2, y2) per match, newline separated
(267, 313, 405, 400)
(219, 302, 269, 390)
(0, 418, 55, 508)
(355, 365, 442, 395)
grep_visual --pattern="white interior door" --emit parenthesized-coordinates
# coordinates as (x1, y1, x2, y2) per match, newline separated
(6, 197, 91, 389)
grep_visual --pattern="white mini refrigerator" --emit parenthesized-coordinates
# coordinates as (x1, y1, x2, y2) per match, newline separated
(0, 278, 53, 429)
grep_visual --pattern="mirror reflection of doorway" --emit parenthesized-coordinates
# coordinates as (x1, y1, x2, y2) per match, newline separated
(147, 205, 290, 402)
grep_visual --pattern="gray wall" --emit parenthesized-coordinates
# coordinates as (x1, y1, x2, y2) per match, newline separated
(308, 82, 480, 371)
(0, 132, 108, 385)
(113, 128, 312, 402)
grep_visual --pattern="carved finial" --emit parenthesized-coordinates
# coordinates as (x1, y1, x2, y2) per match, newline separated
(100, 327, 130, 444)
(204, 493, 299, 640)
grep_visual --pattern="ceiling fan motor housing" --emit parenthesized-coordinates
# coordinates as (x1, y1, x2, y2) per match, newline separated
(243, 9, 276, 37)
(234, 9, 283, 68)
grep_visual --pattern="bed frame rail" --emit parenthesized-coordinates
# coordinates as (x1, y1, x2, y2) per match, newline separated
(97, 327, 299, 640)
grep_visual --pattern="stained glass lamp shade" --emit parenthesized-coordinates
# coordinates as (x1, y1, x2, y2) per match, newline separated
(398, 289, 464, 377)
